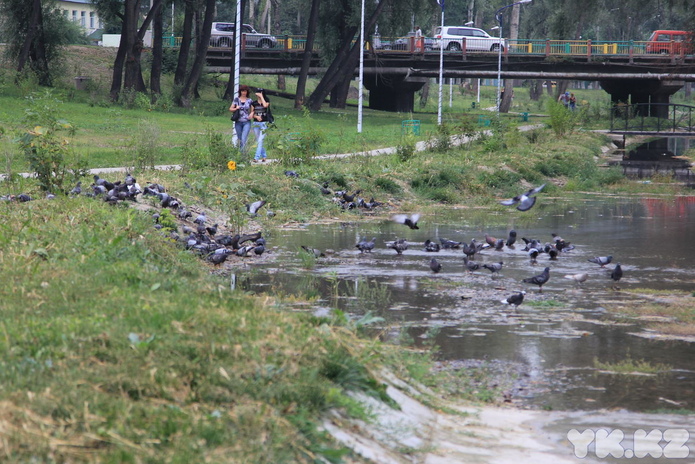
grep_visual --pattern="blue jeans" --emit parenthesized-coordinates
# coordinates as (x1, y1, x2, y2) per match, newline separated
(252, 122, 267, 160)
(234, 121, 252, 153)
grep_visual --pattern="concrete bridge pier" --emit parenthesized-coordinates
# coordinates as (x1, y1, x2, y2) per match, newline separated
(363, 75, 428, 112)
(600, 79, 684, 118)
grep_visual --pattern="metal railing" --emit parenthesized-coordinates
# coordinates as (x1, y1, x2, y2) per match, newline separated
(610, 103, 695, 134)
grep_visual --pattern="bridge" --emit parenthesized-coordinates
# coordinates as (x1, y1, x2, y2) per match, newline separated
(205, 36, 695, 114)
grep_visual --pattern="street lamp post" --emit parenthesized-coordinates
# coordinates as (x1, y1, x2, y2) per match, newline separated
(495, 0, 532, 114)
(357, 0, 365, 133)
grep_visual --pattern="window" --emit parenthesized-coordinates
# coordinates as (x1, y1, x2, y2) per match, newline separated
(80, 11, 85, 26)
(72, 10, 77, 22)
(90, 12, 94, 29)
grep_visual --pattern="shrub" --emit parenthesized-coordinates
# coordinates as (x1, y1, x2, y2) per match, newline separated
(375, 177, 402, 194)
(16, 90, 87, 193)
(396, 134, 416, 162)
(547, 99, 577, 137)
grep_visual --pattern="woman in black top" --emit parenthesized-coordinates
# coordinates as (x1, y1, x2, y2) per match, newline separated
(251, 89, 270, 162)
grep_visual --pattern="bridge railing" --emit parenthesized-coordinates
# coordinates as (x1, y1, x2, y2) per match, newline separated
(610, 103, 695, 133)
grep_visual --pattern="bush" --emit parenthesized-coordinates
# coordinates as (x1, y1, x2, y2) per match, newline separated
(547, 99, 577, 137)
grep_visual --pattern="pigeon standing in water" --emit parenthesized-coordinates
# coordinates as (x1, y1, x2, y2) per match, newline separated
(523, 267, 550, 292)
(463, 256, 480, 272)
(588, 255, 613, 268)
(610, 264, 623, 288)
(387, 238, 409, 254)
(429, 258, 442, 274)
(392, 213, 421, 230)
(564, 273, 588, 286)
(482, 261, 504, 277)
(355, 237, 376, 253)
(501, 291, 526, 309)
(506, 230, 517, 247)
(500, 184, 546, 211)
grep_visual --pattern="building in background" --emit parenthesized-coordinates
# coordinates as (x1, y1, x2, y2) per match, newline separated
(57, 0, 102, 36)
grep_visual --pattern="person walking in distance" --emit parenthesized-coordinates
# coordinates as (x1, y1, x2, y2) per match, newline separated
(251, 88, 270, 162)
(414, 26, 423, 52)
(229, 84, 254, 153)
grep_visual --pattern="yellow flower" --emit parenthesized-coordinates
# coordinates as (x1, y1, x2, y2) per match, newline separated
(227, 160, 237, 171)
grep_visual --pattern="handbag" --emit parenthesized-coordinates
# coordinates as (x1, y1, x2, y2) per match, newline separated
(266, 107, 275, 124)
(231, 109, 241, 121)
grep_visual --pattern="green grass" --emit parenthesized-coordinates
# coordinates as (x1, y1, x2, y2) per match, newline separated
(0, 196, 442, 462)
(593, 355, 671, 375)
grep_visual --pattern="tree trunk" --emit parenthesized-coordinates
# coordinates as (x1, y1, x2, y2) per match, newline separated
(499, 3, 521, 113)
(330, 77, 351, 108)
(180, 0, 215, 107)
(419, 79, 430, 108)
(307, 0, 390, 111)
(174, 1, 194, 86)
(110, 20, 128, 101)
(16, 0, 40, 74)
(529, 79, 543, 101)
(277, 75, 286, 91)
(294, 0, 320, 109)
(150, 0, 164, 96)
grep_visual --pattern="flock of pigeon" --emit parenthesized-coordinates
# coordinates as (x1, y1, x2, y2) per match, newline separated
(3, 173, 272, 267)
(343, 184, 625, 312)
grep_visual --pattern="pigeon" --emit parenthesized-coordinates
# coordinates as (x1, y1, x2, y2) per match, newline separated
(253, 244, 265, 256)
(284, 170, 300, 178)
(69, 181, 82, 196)
(528, 247, 540, 264)
(246, 200, 267, 216)
(387, 238, 409, 254)
(392, 213, 420, 230)
(424, 239, 440, 252)
(523, 267, 550, 292)
(506, 230, 517, 247)
(564, 273, 588, 285)
(206, 223, 218, 237)
(482, 261, 504, 276)
(355, 237, 376, 253)
(501, 291, 526, 308)
(17, 194, 32, 202)
(588, 255, 613, 267)
(494, 238, 505, 250)
(124, 173, 136, 186)
(463, 256, 480, 272)
(484, 233, 498, 247)
(301, 246, 325, 258)
(463, 240, 482, 258)
(429, 258, 442, 274)
(94, 175, 115, 191)
(194, 213, 207, 225)
(500, 184, 546, 211)
(342, 190, 362, 203)
(439, 238, 462, 249)
(320, 182, 332, 195)
(610, 263, 623, 282)
(207, 249, 232, 265)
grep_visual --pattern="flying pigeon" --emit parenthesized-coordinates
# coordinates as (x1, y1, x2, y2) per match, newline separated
(588, 255, 613, 267)
(356, 237, 376, 253)
(501, 291, 526, 308)
(392, 213, 420, 230)
(500, 184, 546, 211)
(246, 200, 267, 216)
(564, 273, 588, 285)
(429, 258, 442, 273)
(523, 267, 550, 292)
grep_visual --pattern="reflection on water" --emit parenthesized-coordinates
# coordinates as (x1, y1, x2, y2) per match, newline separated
(614, 137, 695, 185)
(238, 197, 695, 412)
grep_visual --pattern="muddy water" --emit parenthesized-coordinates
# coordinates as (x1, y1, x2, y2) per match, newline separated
(239, 196, 695, 412)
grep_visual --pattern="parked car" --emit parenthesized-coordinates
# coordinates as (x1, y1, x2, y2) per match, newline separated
(209, 22, 277, 49)
(392, 32, 435, 51)
(433, 26, 505, 52)
(646, 30, 693, 54)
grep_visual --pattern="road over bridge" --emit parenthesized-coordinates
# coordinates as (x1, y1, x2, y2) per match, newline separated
(206, 38, 695, 113)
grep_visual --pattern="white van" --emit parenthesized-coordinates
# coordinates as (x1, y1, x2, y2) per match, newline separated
(433, 26, 505, 52)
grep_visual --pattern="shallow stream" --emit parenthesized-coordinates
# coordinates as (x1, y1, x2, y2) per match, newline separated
(235, 196, 695, 412)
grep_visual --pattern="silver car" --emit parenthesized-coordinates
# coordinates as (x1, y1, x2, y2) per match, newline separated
(209, 22, 277, 49)
(433, 26, 505, 52)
